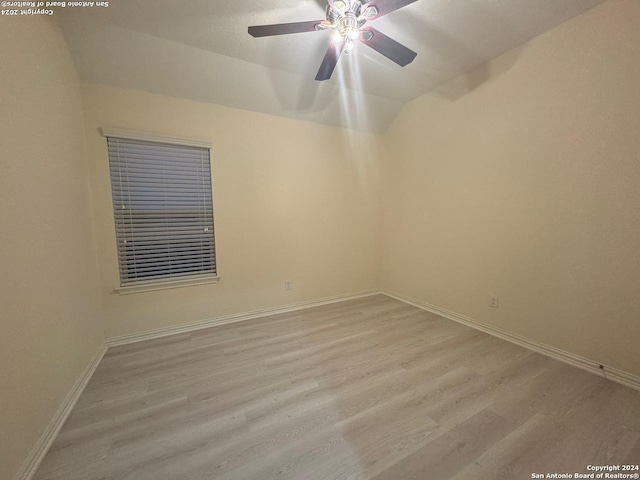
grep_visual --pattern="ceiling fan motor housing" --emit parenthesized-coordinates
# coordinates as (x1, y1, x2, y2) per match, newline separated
(326, 0, 363, 25)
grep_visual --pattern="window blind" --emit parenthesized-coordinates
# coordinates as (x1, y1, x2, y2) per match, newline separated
(107, 136, 216, 286)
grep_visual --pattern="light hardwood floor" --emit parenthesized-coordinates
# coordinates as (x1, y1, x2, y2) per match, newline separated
(34, 295, 640, 480)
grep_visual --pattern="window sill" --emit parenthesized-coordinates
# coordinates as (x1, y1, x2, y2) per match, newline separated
(115, 275, 220, 295)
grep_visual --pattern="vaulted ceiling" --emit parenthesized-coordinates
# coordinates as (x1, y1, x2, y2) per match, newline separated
(58, 0, 606, 132)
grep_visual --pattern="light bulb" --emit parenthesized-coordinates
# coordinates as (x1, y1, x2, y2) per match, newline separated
(344, 38, 354, 55)
(332, 31, 343, 44)
(347, 28, 359, 40)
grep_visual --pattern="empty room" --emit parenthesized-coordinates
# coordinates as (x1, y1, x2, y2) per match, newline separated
(2, 0, 640, 479)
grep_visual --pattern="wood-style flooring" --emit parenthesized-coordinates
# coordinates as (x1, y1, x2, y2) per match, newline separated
(34, 295, 640, 479)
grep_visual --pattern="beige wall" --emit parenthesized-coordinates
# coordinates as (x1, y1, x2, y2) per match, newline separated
(81, 84, 381, 338)
(381, 0, 640, 376)
(0, 18, 105, 480)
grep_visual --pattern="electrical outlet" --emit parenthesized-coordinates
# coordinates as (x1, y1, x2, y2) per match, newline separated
(489, 295, 499, 308)
(285, 280, 292, 290)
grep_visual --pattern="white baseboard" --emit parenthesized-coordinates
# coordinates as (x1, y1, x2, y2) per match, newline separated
(383, 291, 640, 392)
(107, 290, 381, 347)
(14, 342, 108, 480)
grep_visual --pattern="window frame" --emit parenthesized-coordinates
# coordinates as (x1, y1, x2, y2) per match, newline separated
(100, 127, 219, 294)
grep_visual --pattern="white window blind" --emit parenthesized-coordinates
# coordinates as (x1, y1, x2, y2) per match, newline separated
(107, 136, 216, 287)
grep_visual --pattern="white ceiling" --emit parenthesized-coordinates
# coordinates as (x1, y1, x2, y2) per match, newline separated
(58, 0, 606, 132)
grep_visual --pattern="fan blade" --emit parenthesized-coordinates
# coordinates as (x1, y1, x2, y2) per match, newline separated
(315, 41, 344, 81)
(359, 27, 417, 66)
(361, 0, 418, 20)
(248, 20, 324, 37)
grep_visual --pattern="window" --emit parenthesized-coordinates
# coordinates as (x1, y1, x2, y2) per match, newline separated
(105, 132, 217, 292)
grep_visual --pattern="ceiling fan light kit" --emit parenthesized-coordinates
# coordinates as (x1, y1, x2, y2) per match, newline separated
(248, 0, 419, 81)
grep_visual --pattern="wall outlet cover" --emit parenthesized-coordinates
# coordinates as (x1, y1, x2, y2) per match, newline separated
(490, 295, 499, 308)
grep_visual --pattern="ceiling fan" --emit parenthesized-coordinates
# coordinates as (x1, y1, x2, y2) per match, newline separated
(248, 0, 419, 81)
